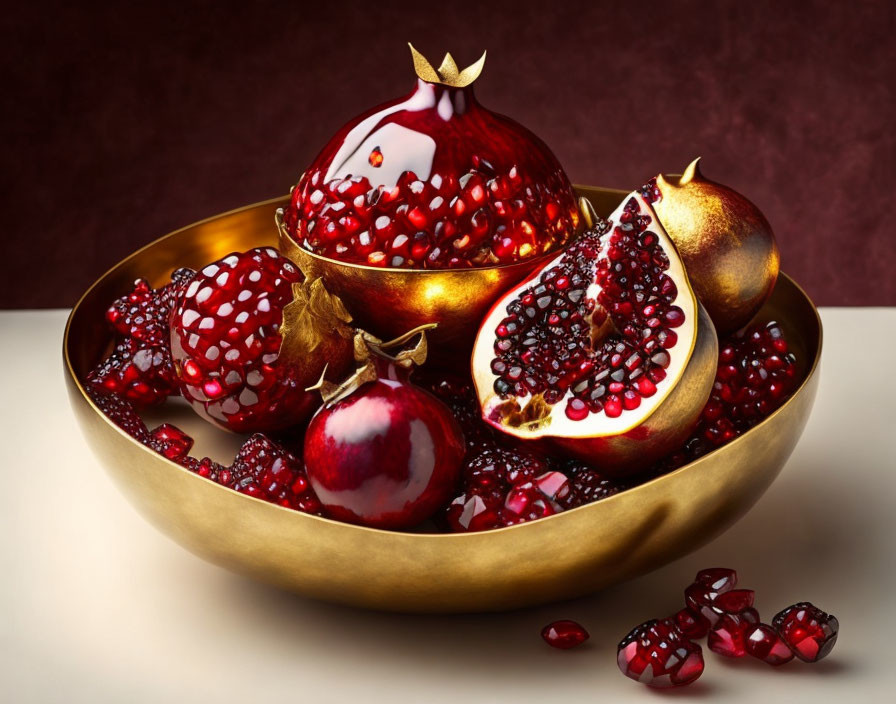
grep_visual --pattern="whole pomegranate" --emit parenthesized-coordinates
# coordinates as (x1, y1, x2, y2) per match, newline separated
(643, 158, 779, 334)
(303, 326, 465, 529)
(169, 247, 354, 433)
(472, 190, 718, 474)
(282, 45, 580, 269)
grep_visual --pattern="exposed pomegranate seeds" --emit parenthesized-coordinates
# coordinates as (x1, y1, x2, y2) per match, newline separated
(149, 423, 194, 462)
(745, 623, 795, 666)
(487, 195, 687, 423)
(541, 620, 590, 649)
(170, 248, 335, 433)
(557, 459, 626, 509)
(87, 269, 195, 407)
(284, 52, 580, 269)
(772, 602, 839, 662)
(708, 609, 761, 658)
(617, 618, 705, 688)
(673, 607, 711, 639)
(695, 567, 738, 593)
(185, 434, 322, 514)
(693, 320, 798, 450)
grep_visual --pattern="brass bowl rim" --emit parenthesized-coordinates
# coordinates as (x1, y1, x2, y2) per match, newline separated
(64, 193, 822, 540)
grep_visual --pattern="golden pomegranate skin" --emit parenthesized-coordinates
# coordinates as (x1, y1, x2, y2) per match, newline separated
(650, 158, 779, 335)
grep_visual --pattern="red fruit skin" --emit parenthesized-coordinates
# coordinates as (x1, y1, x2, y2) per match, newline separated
(541, 620, 590, 649)
(285, 78, 579, 268)
(772, 602, 839, 663)
(303, 377, 465, 529)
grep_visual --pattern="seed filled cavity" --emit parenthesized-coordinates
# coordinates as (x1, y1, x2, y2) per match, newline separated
(490, 197, 684, 422)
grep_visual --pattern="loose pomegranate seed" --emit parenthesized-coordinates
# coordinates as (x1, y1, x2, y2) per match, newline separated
(617, 619, 704, 688)
(745, 623, 795, 666)
(694, 567, 738, 593)
(714, 589, 755, 613)
(673, 607, 711, 639)
(772, 602, 839, 662)
(708, 607, 761, 658)
(541, 620, 589, 649)
(149, 423, 194, 462)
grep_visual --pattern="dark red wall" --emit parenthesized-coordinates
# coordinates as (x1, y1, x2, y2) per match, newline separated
(2, 0, 893, 308)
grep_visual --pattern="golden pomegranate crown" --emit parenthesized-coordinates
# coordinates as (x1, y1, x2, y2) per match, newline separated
(408, 43, 487, 88)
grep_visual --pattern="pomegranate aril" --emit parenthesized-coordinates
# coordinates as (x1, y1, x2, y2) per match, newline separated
(745, 623, 795, 666)
(772, 602, 839, 663)
(617, 618, 704, 688)
(714, 588, 754, 613)
(708, 607, 760, 658)
(673, 607, 710, 639)
(541, 620, 589, 649)
(149, 424, 194, 462)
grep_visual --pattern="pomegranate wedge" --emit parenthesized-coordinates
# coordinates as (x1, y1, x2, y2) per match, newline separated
(472, 191, 717, 475)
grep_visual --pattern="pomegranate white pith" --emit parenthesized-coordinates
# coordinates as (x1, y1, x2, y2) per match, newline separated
(472, 191, 704, 447)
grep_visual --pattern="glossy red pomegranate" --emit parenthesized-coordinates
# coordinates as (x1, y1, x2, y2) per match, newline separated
(169, 248, 354, 433)
(283, 45, 580, 268)
(472, 190, 718, 474)
(302, 327, 465, 529)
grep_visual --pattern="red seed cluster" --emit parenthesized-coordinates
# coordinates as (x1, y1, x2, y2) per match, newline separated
(184, 434, 322, 514)
(490, 196, 684, 422)
(88, 269, 195, 407)
(617, 618, 705, 688)
(170, 248, 305, 433)
(285, 164, 578, 268)
(772, 602, 839, 663)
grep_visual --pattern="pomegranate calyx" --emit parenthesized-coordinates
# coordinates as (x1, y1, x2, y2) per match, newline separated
(315, 323, 438, 405)
(278, 276, 353, 365)
(408, 43, 486, 88)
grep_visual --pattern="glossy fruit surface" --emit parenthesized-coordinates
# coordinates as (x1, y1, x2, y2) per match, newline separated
(618, 618, 704, 688)
(673, 607, 710, 639)
(772, 602, 839, 662)
(87, 269, 195, 406)
(473, 190, 718, 474)
(745, 623, 795, 665)
(304, 360, 465, 529)
(170, 248, 354, 433)
(707, 607, 760, 658)
(542, 620, 590, 649)
(284, 47, 579, 269)
(645, 158, 779, 334)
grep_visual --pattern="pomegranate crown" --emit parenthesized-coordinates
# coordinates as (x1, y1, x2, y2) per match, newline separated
(408, 43, 486, 88)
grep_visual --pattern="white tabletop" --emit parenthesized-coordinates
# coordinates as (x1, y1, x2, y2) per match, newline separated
(2, 308, 895, 702)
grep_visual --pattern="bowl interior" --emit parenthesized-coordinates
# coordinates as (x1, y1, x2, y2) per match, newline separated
(64, 189, 821, 613)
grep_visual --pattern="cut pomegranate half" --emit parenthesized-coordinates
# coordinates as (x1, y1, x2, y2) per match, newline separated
(472, 191, 718, 474)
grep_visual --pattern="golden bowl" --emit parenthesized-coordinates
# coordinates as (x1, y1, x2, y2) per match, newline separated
(64, 190, 821, 613)
(276, 186, 627, 362)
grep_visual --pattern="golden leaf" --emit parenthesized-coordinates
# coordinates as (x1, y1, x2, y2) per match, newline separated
(407, 43, 486, 88)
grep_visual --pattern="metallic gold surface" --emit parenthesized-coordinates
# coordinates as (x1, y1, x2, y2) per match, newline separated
(276, 209, 560, 365)
(278, 277, 353, 367)
(653, 158, 780, 335)
(63, 190, 821, 613)
(408, 43, 487, 88)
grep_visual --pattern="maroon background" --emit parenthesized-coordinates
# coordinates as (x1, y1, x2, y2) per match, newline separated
(2, 0, 893, 308)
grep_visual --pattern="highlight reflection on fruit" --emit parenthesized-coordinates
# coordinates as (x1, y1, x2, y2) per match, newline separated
(302, 326, 465, 529)
(472, 190, 718, 474)
(169, 247, 355, 433)
(644, 158, 780, 335)
(283, 44, 580, 269)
